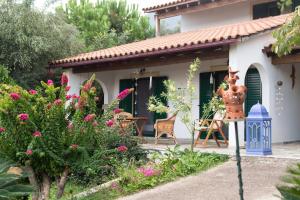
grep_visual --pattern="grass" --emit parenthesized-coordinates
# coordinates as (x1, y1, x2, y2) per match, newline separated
(80, 148, 229, 200)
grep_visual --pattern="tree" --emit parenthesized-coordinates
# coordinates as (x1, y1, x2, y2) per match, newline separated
(61, 0, 154, 51)
(148, 59, 200, 151)
(273, 1, 299, 56)
(0, 0, 85, 88)
(0, 73, 135, 199)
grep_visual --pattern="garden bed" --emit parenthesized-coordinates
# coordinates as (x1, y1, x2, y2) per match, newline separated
(71, 147, 229, 200)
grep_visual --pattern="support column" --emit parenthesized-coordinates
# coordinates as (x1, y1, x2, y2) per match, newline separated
(155, 14, 160, 37)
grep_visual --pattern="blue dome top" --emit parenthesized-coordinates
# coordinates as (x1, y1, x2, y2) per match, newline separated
(247, 103, 271, 119)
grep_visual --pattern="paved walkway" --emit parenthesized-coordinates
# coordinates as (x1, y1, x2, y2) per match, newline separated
(119, 157, 298, 200)
(141, 141, 300, 160)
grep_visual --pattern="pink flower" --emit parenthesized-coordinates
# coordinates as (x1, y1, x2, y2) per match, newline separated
(111, 182, 118, 189)
(72, 94, 79, 99)
(92, 121, 98, 127)
(143, 168, 156, 177)
(84, 114, 96, 122)
(70, 144, 78, 150)
(117, 145, 128, 152)
(26, 149, 33, 155)
(28, 89, 37, 95)
(0, 127, 5, 133)
(33, 131, 42, 137)
(66, 95, 72, 100)
(47, 80, 54, 86)
(137, 167, 158, 177)
(67, 122, 73, 130)
(54, 99, 63, 106)
(18, 113, 29, 121)
(82, 81, 92, 92)
(113, 108, 122, 114)
(106, 120, 114, 127)
(61, 73, 68, 86)
(10, 93, 21, 100)
(117, 89, 130, 100)
(65, 86, 71, 92)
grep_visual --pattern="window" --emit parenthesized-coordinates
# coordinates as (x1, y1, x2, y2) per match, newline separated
(253, 1, 280, 19)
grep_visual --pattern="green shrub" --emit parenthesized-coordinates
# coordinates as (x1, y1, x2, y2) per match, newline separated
(0, 65, 14, 85)
(85, 146, 229, 199)
(0, 156, 33, 199)
(277, 163, 300, 200)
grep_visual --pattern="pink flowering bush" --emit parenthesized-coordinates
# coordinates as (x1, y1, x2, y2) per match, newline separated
(0, 73, 145, 199)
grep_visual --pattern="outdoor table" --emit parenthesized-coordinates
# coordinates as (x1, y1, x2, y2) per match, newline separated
(127, 117, 148, 140)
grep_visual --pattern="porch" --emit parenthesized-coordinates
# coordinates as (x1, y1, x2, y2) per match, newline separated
(141, 139, 300, 160)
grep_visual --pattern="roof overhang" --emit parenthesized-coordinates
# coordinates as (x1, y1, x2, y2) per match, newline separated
(263, 45, 300, 65)
(54, 40, 235, 73)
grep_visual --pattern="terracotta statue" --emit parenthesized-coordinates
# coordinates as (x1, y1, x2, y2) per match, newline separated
(217, 67, 247, 121)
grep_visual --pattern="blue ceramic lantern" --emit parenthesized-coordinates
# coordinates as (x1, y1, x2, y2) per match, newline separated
(246, 103, 272, 155)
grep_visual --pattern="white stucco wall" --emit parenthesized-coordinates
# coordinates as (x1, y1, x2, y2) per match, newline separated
(66, 32, 300, 146)
(66, 58, 228, 140)
(229, 32, 300, 146)
(181, 1, 251, 32)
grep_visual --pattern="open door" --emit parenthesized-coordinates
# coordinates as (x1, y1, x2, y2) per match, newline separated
(119, 77, 167, 137)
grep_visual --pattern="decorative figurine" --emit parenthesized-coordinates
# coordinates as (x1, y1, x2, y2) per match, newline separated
(217, 67, 247, 120)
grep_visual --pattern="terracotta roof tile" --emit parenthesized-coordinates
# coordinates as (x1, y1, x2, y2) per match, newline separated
(51, 14, 289, 67)
(143, 0, 196, 12)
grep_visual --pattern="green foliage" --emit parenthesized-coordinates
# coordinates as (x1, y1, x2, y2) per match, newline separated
(85, 146, 228, 199)
(0, 65, 15, 85)
(61, 0, 154, 51)
(148, 59, 200, 150)
(0, 74, 142, 198)
(272, 7, 300, 57)
(0, 157, 33, 199)
(0, 0, 84, 88)
(278, 0, 293, 12)
(70, 133, 147, 186)
(277, 163, 300, 200)
(201, 82, 227, 120)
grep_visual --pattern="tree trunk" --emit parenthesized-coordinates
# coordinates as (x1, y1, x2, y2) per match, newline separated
(56, 167, 69, 199)
(41, 173, 51, 200)
(23, 162, 39, 200)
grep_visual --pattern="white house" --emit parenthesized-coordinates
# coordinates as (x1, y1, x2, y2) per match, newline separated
(50, 0, 300, 147)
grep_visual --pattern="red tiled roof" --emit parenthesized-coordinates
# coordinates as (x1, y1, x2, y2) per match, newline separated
(51, 14, 289, 67)
(143, 0, 197, 12)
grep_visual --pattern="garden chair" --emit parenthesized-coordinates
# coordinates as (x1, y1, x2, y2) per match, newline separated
(154, 111, 178, 145)
(114, 111, 134, 135)
(194, 111, 228, 147)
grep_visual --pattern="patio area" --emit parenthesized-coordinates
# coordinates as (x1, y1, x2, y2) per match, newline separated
(141, 138, 300, 160)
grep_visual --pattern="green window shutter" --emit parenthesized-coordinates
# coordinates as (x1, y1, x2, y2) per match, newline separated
(245, 68, 262, 116)
(119, 79, 134, 114)
(153, 77, 168, 122)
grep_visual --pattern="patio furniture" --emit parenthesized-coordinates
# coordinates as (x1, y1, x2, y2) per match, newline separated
(126, 117, 148, 143)
(114, 112, 134, 135)
(194, 111, 228, 147)
(154, 112, 178, 145)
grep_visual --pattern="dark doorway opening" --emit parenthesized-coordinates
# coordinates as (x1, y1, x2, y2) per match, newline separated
(199, 70, 228, 139)
(119, 77, 167, 137)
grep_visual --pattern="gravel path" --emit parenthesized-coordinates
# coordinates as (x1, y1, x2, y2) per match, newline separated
(119, 157, 297, 200)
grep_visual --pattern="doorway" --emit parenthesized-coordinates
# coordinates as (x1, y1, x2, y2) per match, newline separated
(119, 77, 168, 137)
(199, 71, 228, 139)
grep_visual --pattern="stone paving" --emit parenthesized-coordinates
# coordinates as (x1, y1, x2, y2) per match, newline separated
(141, 140, 300, 160)
(118, 141, 300, 200)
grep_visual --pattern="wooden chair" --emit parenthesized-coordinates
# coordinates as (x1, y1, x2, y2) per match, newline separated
(114, 112, 133, 135)
(154, 112, 178, 145)
(194, 111, 228, 147)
